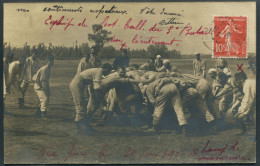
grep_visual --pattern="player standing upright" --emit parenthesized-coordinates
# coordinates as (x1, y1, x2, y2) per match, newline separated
(193, 52, 206, 78)
(113, 48, 130, 70)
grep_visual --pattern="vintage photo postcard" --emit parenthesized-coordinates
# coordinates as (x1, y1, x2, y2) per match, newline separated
(3, 1, 256, 164)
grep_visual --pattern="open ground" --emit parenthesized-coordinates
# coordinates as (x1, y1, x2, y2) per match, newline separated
(4, 58, 256, 164)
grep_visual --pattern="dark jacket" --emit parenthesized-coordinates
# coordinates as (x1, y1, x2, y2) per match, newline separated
(113, 55, 130, 70)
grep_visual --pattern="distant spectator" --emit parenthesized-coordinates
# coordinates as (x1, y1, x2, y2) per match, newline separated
(193, 52, 206, 78)
(77, 53, 92, 74)
(154, 55, 163, 70)
(89, 46, 101, 67)
(113, 48, 129, 70)
(139, 58, 156, 71)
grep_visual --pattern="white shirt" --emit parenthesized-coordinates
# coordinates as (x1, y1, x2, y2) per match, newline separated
(78, 68, 102, 89)
(238, 79, 256, 116)
(24, 57, 40, 83)
(33, 65, 50, 91)
(9, 61, 24, 84)
(77, 58, 92, 74)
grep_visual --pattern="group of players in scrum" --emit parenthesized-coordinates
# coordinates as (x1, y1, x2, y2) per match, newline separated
(3, 47, 256, 136)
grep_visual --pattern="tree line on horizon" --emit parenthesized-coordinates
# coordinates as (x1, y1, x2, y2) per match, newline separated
(8, 24, 252, 60)
(4, 41, 184, 60)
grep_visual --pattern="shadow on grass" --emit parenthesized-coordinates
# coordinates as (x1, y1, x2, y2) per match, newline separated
(47, 115, 74, 123)
(5, 129, 45, 136)
(80, 129, 180, 137)
(5, 112, 37, 119)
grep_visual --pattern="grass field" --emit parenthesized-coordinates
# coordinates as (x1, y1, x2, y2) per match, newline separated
(4, 58, 256, 164)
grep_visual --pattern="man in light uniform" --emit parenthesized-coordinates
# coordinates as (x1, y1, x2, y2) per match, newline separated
(234, 58, 256, 135)
(33, 55, 54, 120)
(137, 71, 187, 134)
(8, 56, 26, 109)
(76, 53, 93, 112)
(21, 51, 40, 108)
(3, 52, 14, 111)
(145, 76, 188, 134)
(193, 52, 206, 78)
(175, 73, 216, 132)
(70, 64, 112, 133)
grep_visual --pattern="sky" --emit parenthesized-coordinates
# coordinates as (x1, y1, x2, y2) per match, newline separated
(4, 2, 256, 54)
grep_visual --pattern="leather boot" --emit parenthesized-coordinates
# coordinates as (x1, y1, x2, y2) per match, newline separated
(208, 121, 218, 134)
(18, 98, 25, 109)
(35, 107, 41, 117)
(76, 120, 86, 135)
(41, 111, 47, 120)
(76, 120, 85, 130)
(84, 119, 97, 133)
(145, 124, 159, 133)
(180, 125, 189, 136)
(4, 103, 11, 115)
(235, 121, 247, 135)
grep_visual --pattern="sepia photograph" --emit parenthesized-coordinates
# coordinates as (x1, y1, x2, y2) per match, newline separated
(3, 1, 256, 164)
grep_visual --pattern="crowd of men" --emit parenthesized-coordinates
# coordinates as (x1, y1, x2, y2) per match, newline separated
(4, 51, 54, 120)
(3, 47, 256, 136)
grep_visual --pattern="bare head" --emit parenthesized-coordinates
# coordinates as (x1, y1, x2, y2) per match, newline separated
(216, 71, 228, 85)
(234, 71, 247, 87)
(194, 52, 200, 60)
(208, 68, 217, 79)
(117, 66, 126, 78)
(19, 56, 26, 65)
(102, 63, 112, 76)
(156, 55, 161, 59)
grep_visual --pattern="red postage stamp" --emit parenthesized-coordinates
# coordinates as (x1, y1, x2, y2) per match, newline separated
(213, 16, 247, 58)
